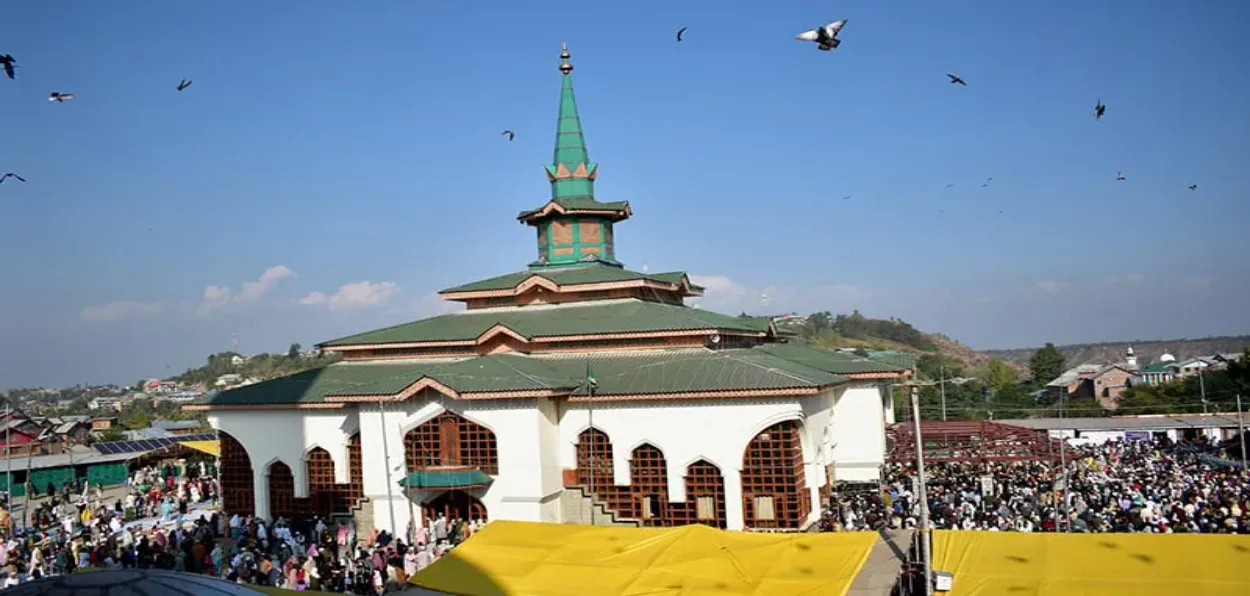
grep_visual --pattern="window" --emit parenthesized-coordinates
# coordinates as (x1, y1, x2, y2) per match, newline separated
(220, 431, 254, 516)
(696, 496, 716, 521)
(405, 411, 499, 475)
(640, 495, 655, 519)
(754, 496, 776, 521)
(741, 420, 809, 529)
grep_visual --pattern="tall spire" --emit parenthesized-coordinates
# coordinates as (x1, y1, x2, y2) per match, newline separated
(545, 43, 598, 201)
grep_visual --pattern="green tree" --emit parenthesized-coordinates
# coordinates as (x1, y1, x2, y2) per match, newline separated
(985, 359, 1018, 390)
(1028, 343, 1067, 386)
(98, 426, 126, 442)
(287, 343, 302, 359)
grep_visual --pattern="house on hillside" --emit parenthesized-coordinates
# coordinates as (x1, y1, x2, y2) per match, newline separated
(1047, 347, 1141, 409)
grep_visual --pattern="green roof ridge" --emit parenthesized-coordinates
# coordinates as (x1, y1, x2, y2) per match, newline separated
(547, 44, 597, 202)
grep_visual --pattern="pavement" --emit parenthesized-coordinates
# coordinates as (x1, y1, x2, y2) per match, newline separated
(847, 529, 914, 596)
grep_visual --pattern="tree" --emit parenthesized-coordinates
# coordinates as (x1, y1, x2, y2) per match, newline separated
(1028, 343, 1067, 386)
(99, 426, 126, 442)
(985, 359, 1018, 390)
(287, 343, 302, 359)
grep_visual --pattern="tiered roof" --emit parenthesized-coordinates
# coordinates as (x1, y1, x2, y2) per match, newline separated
(192, 45, 913, 410)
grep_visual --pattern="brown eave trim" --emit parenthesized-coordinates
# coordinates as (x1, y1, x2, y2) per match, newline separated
(567, 387, 821, 402)
(181, 403, 346, 411)
(440, 278, 694, 300)
(325, 376, 573, 403)
(844, 371, 914, 380)
(323, 329, 767, 352)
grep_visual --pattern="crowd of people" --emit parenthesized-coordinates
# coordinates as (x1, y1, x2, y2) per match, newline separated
(0, 457, 482, 594)
(821, 436, 1250, 534)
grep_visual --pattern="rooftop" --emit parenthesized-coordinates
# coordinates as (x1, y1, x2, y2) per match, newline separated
(196, 343, 911, 407)
(995, 415, 1244, 431)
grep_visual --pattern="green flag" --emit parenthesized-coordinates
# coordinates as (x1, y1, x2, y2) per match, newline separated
(586, 362, 597, 389)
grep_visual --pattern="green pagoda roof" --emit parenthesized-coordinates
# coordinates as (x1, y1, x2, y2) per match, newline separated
(198, 347, 860, 407)
(440, 263, 699, 294)
(318, 299, 770, 347)
(516, 197, 630, 221)
(753, 343, 912, 375)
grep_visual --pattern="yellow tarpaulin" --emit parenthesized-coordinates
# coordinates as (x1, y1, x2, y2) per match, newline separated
(933, 530, 1250, 596)
(177, 440, 220, 458)
(409, 520, 876, 596)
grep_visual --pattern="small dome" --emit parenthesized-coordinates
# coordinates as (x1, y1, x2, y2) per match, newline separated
(2, 570, 264, 596)
(1160, 353, 1176, 362)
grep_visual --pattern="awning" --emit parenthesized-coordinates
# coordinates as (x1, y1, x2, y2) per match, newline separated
(399, 467, 491, 489)
(409, 520, 877, 595)
(177, 440, 220, 458)
(933, 529, 1250, 595)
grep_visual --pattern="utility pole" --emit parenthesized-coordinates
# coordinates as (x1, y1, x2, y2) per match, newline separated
(910, 387, 933, 596)
(1199, 370, 1208, 414)
(1056, 390, 1070, 533)
(4, 400, 11, 517)
(587, 362, 597, 526)
(939, 366, 948, 422)
(1237, 393, 1247, 472)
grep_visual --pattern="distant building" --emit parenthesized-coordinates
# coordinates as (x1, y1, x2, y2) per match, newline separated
(1046, 346, 1140, 409)
(89, 396, 125, 411)
(151, 420, 202, 436)
(215, 374, 243, 387)
(997, 414, 1242, 446)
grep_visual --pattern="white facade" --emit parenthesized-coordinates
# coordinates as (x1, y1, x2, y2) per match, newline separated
(210, 380, 895, 533)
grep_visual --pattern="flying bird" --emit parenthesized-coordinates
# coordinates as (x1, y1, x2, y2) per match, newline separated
(502, 129, 515, 142)
(676, 27, 688, 42)
(49, 92, 74, 102)
(947, 73, 967, 86)
(796, 19, 847, 51)
(0, 55, 15, 80)
(1188, 184, 1198, 191)
(945, 183, 955, 188)
(176, 79, 192, 91)
(0, 173, 26, 184)
(1094, 99, 1106, 120)
(1116, 172, 1126, 181)
(840, 195, 851, 200)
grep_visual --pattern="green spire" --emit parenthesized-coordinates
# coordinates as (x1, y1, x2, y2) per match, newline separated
(545, 43, 598, 201)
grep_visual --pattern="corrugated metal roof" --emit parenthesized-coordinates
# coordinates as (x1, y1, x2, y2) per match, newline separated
(996, 415, 1243, 431)
(5, 449, 136, 473)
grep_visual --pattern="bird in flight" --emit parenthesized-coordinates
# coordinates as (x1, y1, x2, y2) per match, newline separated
(676, 27, 688, 42)
(1188, 184, 1198, 191)
(502, 129, 515, 142)
(945, 183, 955, 188)
(947, 73, 967, 86)
(0, 173, 26, 184)
(1116, 172, 1126, 181)
(49, 92, 74, 102)
(176, 79, 192, 91)
(0, 55, 15, 80)
(796, 19, 847, 51)
(840, 195, 851, 200)
(1094, 99, 1106, 121)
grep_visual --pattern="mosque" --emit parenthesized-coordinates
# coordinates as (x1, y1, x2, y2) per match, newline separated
(188, 44, 913, 534)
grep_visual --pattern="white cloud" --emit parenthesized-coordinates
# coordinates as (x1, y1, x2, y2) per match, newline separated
(197, 265, 297, 316)
(688, 274, 875, 316)
(1034, 281, 1073, 295)
(80, 300, 167, 323)
(1104, 273, 1144, 287)
(300, 281, 399, 311)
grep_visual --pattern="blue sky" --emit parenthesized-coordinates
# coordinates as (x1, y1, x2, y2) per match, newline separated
(1, 0, 1248, 387)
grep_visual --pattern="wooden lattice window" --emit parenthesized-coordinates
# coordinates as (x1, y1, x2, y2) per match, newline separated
(219, 431, 254, 516)
(754, 496, 776, 520)
(306, 447, 337, 516)
(629, 444, 669, 525)
(741, 420, 810, 529)
(683, 460, 726, 528)
(268, 461, 297, 520)
(576, 428, 614, 490)
(404, 411, 499, 475)
(347, 433, 363, 503)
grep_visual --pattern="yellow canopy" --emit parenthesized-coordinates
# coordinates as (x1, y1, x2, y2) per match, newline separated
(177, 440, 220, 458)
(933, 530, 1250, 596)
(409, 520, 876, 596)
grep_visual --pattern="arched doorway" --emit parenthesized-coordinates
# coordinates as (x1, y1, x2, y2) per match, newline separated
(741, 419, 811, 529)
(422, 490, 488, 524)
(219, 431, 254, 516)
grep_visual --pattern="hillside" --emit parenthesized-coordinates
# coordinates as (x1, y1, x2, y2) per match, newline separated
(774, 311, 998, 373)
(168, 349, 341, 386)
(982, 336, 1250, 369)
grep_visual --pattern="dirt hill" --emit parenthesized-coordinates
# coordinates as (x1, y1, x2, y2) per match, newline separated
(982, 336, 1250, 369)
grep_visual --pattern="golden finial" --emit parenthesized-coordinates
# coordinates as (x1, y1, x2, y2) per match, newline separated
(559, 42, 573, 75)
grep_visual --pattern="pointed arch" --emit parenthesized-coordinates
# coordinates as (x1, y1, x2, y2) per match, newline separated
(404, 410, 499, 475)
(347, 432, 363, 504)
(628, 443, 668, 526)
(305, 447, 338, 515)
(682, 459, 726, 529)
(574, 427, 630, 514)
(741, 419, 811, 529)
(267, 460, 298, 520)
(219, 431, 254, 516)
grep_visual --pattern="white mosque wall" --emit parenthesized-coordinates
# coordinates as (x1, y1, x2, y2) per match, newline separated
(828, 383, 890, 482)
(208, 409, 358, 520)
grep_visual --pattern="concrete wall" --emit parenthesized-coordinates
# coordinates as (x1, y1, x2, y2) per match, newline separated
(212, 382, 894, 532)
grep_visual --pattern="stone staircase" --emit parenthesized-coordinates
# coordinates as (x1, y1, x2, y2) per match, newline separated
(559, 486, 640, 527)
(347, 496, 375, 536)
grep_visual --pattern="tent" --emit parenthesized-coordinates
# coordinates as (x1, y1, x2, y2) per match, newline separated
(178, 439, 222, 458)
(409, 520, 876, 596)
(932, 530, 1250, 595)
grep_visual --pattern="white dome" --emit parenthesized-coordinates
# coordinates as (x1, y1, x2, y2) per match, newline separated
(1160, 353, 1176, 362)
